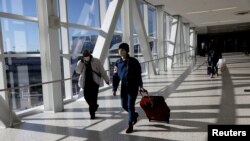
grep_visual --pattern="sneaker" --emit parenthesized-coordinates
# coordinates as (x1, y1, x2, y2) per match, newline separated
(132, 112, 139, 125)
(126, 124, 133, 133)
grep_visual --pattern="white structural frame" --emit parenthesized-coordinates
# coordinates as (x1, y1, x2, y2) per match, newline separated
(60, 0, 73, 100)
(189, 28, 197, 57)
(0, 0, 198, 120)
(93, 0, 124, 64)
(37, 0, 63, 112)
(184, 23, 191, 63)
(0, 21, 8, 101)
(131, 0, 156, 75)
(156, 6, 164, 72)
(167, 16, 178, 69)
(174, 16, 182, 65)
(100, 0, 111, 87)
(122, 0, 134, 57)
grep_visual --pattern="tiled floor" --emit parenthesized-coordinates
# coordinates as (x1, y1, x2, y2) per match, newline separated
(1, 53, 250, 141)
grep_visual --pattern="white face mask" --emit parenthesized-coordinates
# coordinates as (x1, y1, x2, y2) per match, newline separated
(84, 56, 90, 62)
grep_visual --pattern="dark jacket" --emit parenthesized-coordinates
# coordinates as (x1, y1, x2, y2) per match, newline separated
(112, 56, 143, 92)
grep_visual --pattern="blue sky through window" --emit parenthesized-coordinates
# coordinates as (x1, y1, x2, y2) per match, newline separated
(1, 18, 40, 53)
(67, 0, 100, 27)
(0, 0, 36, 17)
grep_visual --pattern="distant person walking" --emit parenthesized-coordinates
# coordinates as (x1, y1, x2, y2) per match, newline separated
(75, 49, 110, 119)
(207, 48, 219, 78)
(200, 42, 206, 57)
(112, 43, 146, 133)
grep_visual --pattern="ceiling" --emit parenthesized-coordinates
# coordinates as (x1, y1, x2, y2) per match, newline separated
(146, 0, 250, 34)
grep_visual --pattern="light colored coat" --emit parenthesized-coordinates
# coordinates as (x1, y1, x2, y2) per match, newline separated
(75, 57, 109, 89)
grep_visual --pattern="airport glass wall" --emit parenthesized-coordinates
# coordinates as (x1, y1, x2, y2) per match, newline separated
(0, 0, 193, 112)
(0, 0, 42, 111)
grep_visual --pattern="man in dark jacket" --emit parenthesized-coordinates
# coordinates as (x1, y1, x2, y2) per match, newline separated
(112, 43, 145, 133)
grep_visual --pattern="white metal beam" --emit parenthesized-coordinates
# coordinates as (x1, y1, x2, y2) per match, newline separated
(174, 16, 182, 65)
(184, 23, 190, 62)
(122, 0, 134, 57)
(156, 6, 164, 72)
(60, 0, 73, 99)
(37, 0, 63, 112)
(167, 16, 178, 69)
(0, 21, 8, 101)
(100, 0, 111, 88)
(92, 0, 124, 64)
(179, 17, 185, 64)
(131, 0, 156, 75)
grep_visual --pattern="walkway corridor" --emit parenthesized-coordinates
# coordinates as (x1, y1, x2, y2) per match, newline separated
(0, 53, 250, 141)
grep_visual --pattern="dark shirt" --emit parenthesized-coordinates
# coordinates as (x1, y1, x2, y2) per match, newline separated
(117, 59, 129, 83)
(112, 56, 143, 91)
(84, 62, 95, 88)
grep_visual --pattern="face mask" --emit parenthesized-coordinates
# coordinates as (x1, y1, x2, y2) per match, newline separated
(84, 56, 90, 62)
(119, 50, 127, 57)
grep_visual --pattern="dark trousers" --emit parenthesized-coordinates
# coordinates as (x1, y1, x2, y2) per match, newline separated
(84, 83, 99, 116)
(120, 83, 138, 124)
(211, 59, 219, 75)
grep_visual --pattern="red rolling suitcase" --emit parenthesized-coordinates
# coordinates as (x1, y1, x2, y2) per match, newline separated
(140, 90, 170, 123)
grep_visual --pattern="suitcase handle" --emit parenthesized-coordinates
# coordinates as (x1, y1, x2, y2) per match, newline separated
(139, 89, 154, 107)
(139, 89, 149, 96)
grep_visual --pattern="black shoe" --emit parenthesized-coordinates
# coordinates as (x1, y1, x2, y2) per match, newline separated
(90, 114, 95, 119)
(95, 104, 99, 112)
(126, 124, 133, 133)
(132, 112, 139, 125)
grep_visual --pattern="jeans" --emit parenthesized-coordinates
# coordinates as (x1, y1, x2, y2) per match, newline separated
(120, 83, 138, 124)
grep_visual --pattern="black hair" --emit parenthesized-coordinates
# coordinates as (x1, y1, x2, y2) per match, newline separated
(118, 43, 129, 52)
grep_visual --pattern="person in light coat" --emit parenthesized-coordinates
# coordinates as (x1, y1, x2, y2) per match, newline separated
(75, 49, 109, 119)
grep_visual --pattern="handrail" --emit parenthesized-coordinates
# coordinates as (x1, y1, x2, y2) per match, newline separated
(0, 49, 195, 92)
(0, 77, 78, 92)
(140, 49, 194, 64)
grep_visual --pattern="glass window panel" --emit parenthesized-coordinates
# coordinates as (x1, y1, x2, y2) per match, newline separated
(67, 0, 100, 27)
(69, 28, 99, 54)
(0, 0, 37, 17)
(1, 18, 40, 53)
(148, 6, 156, 37)
(70, 56, 81, 96)
(132, 1, 144, 34)
(5, 57, 42, 112)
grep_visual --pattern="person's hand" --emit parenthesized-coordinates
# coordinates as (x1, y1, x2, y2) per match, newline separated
(81, 57, 84, 63)
(113, 91, 116, 96)
(113, 66, 118, 73)
(139, 87, 147, 93)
